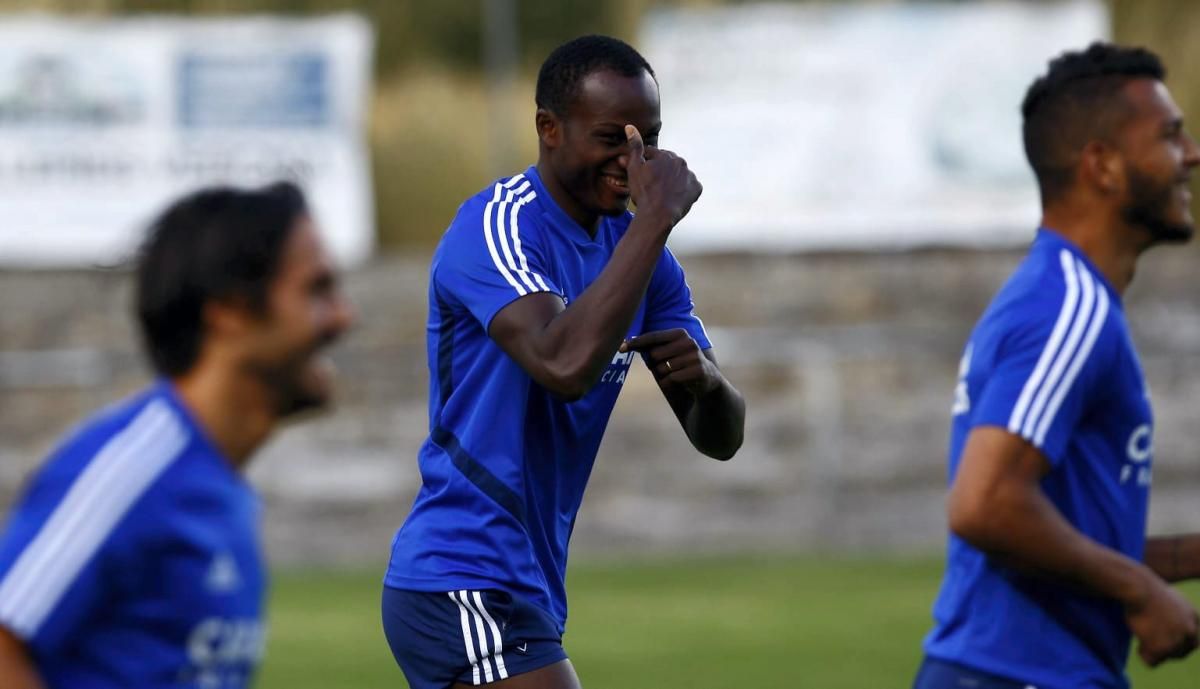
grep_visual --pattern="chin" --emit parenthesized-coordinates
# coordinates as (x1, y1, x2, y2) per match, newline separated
(1149, 212, 1194, 243)
(600, 196, 631, 216)
(274, 365, 336, 417)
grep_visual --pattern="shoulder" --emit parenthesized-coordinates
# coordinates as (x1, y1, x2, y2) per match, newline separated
(444, 173, 545, 238)
(436, 173, 550, 267)
(983, 249, 1117, 365)
(23, 388, 192, 519)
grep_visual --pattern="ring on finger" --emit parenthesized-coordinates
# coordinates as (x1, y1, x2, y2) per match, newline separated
(665, 360, 673, 372)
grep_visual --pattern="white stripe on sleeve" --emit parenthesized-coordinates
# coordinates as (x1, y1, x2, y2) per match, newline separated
(482, 179, 528, 297)
(506, 191, 552, 293)
(1020, 256, 1096, 440)
(1008, 249, 1080, 435)
(494, 181, 538, 293)
(1033, 264, 1110, 446)
(0, 400, 188, 638)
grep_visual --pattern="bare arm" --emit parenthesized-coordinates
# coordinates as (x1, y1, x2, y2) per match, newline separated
(0, 626, 45, 689)
(489, 126, 701, 400)
(948, 426, 1198, 667)
(624, 334, 744, 460)
(1145, 535, 1200, 583)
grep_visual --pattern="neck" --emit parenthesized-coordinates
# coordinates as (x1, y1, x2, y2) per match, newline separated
(171, 366, 276, 471)
(1041, 204, 1150, 296)
(535, 159, 599, 236)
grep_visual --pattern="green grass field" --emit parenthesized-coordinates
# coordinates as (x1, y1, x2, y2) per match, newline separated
(257, 556, 1200, 689)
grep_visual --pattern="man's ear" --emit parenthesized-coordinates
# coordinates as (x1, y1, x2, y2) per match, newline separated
(1080, 140, 1126, 196)
(203, 298, 255, 339)
(536, 108, 561, 149)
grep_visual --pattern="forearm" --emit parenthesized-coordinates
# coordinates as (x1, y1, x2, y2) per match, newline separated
(683, 376, 745, 460)
(953, 486, 1151, 606)
(0, 627, 45, 689)
(536, 220, 670, 393)
(1145, 535, 1200, 583)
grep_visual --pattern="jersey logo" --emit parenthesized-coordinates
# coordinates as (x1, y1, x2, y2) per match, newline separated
(184, 617, 265, 686)
(951, 344, 972, 415)
(205, 552, 242, 594)
(1119, 423, 1153, 487)
(601, 349, 635, 385)
(1127, 424, 1152, 463)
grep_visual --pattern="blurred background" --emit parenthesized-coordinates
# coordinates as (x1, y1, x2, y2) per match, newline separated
(2, 1, 1200, 687)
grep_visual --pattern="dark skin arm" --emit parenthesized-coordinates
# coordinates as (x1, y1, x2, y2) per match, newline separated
(0, 626, 45, 689)
(1145, 535, 1200, 583)
(948, 426, 1198, 667)
(622, 331, 744, 460)
(489, 125, 702, 401)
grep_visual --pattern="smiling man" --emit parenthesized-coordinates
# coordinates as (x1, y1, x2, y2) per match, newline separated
(915, 43, 1200, 689)
(381, 35, 745, 689)
(0, 183, 354, 689)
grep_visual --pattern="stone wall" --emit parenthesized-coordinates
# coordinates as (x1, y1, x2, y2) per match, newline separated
(3, 245, 1200, 565)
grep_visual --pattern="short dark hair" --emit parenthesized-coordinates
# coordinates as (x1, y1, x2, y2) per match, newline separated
(535, 34, 655, 116)
(136, 182, 308, 377)
(1021, 42, 1166, 203)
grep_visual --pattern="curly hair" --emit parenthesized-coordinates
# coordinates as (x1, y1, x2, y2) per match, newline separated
(1022, 42, 1166, 203)
(535, 34, 655, 116)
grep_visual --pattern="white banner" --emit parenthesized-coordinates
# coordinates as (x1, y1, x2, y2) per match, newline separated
(643, 1, 1108, 251)
(0, 14, 374, 267)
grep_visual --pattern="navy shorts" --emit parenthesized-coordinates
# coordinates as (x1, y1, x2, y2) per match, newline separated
(382, 586, 568, 689)
(913, 657, 1036, 689)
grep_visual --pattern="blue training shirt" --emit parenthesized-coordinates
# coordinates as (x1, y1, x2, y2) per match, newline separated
(0, 382, 266, 689)
(385, 165, 710, 632)
(924, 229, 1153, 689)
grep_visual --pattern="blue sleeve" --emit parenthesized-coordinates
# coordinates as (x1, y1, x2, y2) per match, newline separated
(0, 459, 114, 654)
(972, 280, 1114, 466)
(641, 246, 712, 350)
(433, 185, 563, 331)
(0, 395, 187, 654)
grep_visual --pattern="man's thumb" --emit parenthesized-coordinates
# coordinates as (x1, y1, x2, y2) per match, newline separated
(625, 124, 645, 163)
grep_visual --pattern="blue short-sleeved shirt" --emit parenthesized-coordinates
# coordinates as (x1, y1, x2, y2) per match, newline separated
(924, 229, 1154, 689)
(386, 166, 710, 633)
(0, 382, 266, 689)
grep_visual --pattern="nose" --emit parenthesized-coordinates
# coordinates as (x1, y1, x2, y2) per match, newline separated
(1184, 130, 1200, 169)
(326, 291, 356, 339)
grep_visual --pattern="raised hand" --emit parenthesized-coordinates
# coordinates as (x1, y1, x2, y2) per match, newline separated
(621, 124, 703, 230)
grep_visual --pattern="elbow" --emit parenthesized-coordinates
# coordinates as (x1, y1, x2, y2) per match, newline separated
(538, 361, 596, 402)
(947, 489, 997, 548)
(705, 433, 743, 462)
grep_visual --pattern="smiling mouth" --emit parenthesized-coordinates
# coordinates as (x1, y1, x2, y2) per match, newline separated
(602, 174, 629, 195)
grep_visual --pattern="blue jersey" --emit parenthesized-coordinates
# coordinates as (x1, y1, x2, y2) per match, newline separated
(924, 229, 1153, 688)
(0, 382, 266, 689)
(386, 166, 710, 632)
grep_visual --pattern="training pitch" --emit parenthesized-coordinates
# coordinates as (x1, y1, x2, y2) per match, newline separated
(257, 555, 1200, 688)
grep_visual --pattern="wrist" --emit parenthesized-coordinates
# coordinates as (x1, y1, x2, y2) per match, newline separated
(629, 206, 676, 235)
(1118, 562, 1156, 613)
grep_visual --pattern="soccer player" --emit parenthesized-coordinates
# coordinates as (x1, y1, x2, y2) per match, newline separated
(915, 43, 1200, 689)
(0, 182, 354, 689)
(381, 35, 745, 689)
